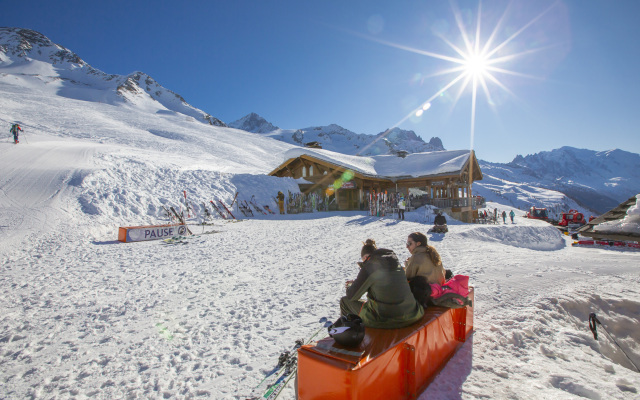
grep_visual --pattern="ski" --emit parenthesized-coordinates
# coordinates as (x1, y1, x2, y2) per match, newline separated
(218, 199, 236, 219)
(250, 196, 268, 215)
(169, 207, 193, 235)
(162, 205, 176, 223)
(252, 203, 268, 215)
(262, 358, 297, 400)
(230, 191, 239, 208)
(240, 200, 254, 217)
(183, 190, 192, 218)
(201, 202, 213, 225)
(263, 205, 276, 215)
(250, 340, 304, 396)
(237, 206, 249, 217)
(209, 200, 228, 220)
(248, 318, 329, 399)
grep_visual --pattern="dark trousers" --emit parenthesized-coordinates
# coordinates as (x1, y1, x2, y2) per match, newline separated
(340, 296, 364, 317)
(398, 209, 405, 220)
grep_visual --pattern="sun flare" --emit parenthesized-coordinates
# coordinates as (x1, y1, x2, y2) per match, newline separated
(355, 1, 559, 157)
(464, 52, 489, 78)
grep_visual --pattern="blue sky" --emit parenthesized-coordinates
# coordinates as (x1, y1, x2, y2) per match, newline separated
(3, 0, 640, 163)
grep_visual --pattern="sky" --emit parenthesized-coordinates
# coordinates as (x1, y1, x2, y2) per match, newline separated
(3, 0, 640, 163)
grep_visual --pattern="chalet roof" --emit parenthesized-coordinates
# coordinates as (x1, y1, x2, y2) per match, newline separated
(278, 147, 478, 180)
(577, 195, 640, 241)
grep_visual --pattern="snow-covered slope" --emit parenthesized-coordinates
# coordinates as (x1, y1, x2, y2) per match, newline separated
(0, 76, 302, 246)
(0, 27, 225, 126)
(478, 148, 640, 214)
(473, 170, 592, 220)
(230, 113, 445, 156)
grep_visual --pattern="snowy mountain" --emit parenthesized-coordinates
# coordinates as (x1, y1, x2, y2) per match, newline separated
(229, 112, 445, 156)
(476, 147, 640, 214)
(1, 27, 637, 218)
(228, 112, 279, 133)
(0, 27, 225, 126)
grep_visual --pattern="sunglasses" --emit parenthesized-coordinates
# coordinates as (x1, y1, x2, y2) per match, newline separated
(406, 241, 415, 247)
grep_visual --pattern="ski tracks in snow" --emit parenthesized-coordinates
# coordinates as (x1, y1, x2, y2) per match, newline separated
(1, 212, 639, 399)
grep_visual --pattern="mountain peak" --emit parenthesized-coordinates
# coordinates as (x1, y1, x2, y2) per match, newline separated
(228, 113, 278, 133)
(0, 27, 87, 67)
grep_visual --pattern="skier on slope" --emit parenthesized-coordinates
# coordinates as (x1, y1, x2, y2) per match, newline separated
(502, 210, 507, 224)
(509, 210, 515, 223)
(10, 123, 23, 144)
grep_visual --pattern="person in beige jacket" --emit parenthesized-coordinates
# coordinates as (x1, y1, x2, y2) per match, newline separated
(404, 232, 446, 285)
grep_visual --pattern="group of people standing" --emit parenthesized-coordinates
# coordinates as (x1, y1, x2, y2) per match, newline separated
(340, 232, 445, 329)
(480, 208, 516, 224)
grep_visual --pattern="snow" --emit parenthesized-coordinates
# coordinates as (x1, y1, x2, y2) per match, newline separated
(594, 195, 640, 235)
(281, 147, 471, 179)
(2, 34, 640, 400)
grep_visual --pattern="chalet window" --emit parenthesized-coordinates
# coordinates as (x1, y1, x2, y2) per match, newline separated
(302, 166, 307, 177)
(309, 165, 313, 176)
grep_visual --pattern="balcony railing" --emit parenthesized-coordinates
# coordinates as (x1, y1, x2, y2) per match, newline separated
(426, 196, 486, 210)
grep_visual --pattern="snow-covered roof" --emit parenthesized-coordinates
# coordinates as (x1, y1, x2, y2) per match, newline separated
(577, 194, 640, 240)
(281, 147, 474, 180)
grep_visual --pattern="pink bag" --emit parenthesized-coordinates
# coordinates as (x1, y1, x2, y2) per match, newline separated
(430, 275, 469, 299)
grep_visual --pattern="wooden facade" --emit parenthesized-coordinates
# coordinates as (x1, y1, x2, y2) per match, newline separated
(269, 151, 483, 219)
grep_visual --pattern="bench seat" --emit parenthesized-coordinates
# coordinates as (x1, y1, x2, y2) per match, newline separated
(297, 288, 474, 399)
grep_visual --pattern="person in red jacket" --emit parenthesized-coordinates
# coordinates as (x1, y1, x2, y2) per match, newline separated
(10, 123, 23, 144)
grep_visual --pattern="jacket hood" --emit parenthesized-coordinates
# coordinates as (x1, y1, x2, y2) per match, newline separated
(358, 248, 399, 269)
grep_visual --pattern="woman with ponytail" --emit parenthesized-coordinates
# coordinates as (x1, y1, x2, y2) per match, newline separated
(404, 232, 445, 285)
(340, 239, 424, 329)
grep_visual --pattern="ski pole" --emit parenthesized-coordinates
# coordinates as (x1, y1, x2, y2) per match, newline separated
(589, 313, 639, 372)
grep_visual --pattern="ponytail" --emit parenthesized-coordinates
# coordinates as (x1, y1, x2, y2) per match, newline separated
(425, 245, 442, 266)
(361, 238, 377, 258)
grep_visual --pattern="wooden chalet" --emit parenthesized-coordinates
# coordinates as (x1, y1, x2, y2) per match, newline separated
(269, 148, 483, 222)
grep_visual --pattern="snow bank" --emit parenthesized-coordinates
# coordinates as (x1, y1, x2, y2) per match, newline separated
(455, 225, 565, 251)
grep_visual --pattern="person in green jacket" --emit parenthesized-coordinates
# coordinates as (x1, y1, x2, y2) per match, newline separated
(340, 239, 424, 329)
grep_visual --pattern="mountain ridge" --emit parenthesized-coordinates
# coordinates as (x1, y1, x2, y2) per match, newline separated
(0, 27, 225, 126)
(229, 112, 446, 156)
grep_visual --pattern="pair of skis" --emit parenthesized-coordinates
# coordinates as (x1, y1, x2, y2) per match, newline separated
(249, 196, 276, 215)
(161, 205, 193, 235)
(210, 199, 235, 220)
(239, 200, 255, 217)
(248, 317, 330, 399)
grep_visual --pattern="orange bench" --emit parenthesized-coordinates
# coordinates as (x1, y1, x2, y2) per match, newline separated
(297, 288, 474, 399)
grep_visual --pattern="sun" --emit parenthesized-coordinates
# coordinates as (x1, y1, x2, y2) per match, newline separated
(355, 0, 560, 156)
(464, 52, 489, 78)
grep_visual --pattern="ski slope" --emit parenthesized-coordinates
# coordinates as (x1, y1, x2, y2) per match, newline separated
(1, 81, 640, 399)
